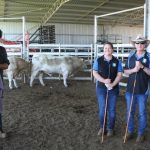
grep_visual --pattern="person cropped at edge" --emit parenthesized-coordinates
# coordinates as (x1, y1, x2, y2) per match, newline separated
(93, 42, 123, 137)
(124, 35, 150, 143)
(0, 29, 10, 138)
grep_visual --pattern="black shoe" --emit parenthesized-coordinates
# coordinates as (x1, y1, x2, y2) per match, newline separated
(0, 130, 7, 138)
(97, 128, 103, 136)
(107, 129, 114, 137)
(123, 132, 134, 141)
(136, 135, 145, 143)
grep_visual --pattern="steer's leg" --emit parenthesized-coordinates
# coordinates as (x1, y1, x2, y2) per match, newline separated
(13, 78, 19, 89)
(39, 72, 45, 86)
(7, 71, 14, 89)
(30, 70, 39, 87)
(62, 72, 68, 87)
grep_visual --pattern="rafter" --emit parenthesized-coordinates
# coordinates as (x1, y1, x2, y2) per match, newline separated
(41, 0, 70, 25)
(73, 0, 110, 22)
(0, 0, 5, 16)
(111, 8, 144, 26)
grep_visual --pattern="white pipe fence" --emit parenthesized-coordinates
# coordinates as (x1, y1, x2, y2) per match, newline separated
(28, 44, 93, 81)
(0, 44, 22, 56)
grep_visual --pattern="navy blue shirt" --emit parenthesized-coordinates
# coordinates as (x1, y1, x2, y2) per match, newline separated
(125, 51, 150, 95)
(0, 46, 10, 79)
(93, 55, 123, 90)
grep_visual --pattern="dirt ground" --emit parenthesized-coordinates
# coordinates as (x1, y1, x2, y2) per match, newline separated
(0, 79, 150, 150)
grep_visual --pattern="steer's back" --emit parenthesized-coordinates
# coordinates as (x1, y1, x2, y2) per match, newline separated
(31, 54, 86, 74)
(47, 56, 83, 71)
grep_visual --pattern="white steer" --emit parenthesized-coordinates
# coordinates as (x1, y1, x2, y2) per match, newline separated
(30, 54, 87, 87)
(4, 56, 31, 89)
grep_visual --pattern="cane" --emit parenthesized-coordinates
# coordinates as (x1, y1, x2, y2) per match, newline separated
(101, 89, 109, 143)
(123, 72, 137, 143)
(101, 63, 111, 143)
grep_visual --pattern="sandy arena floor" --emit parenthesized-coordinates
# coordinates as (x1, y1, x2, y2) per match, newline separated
(0, 79, 150, 150)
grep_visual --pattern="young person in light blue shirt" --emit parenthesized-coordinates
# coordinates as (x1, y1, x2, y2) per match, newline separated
(93, 42, 123, 137)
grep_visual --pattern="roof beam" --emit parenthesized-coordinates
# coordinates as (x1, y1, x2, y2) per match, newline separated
(73, 0, 110, 22)
(108, 1, 144, 7)
(0, 0, 5, 16)
(111, 8, 144, 26)
(5, 1, 54, 6)
(41, 0, 70, 25)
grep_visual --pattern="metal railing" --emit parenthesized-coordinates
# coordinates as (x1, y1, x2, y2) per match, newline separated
(0, 44, 22, 56)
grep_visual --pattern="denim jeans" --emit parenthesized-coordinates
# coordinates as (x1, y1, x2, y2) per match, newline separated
(125, 92, 148, 135)
(0, 113, 2, 131)
(96, 87, 118, 130)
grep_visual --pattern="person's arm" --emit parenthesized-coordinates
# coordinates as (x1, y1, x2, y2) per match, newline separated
(92, 58, 111, 84)
(124, 61, 140, 75)
(0, 63, 9, 70)
(142, 67, 150, 76)
(111, 72, 122, 87)
(93, 70, 111, 84)
(0, 47, 10, 70)
(108, 60, 123, 88)
(125, 60, 150, 76)
(124, 67, 139, 75)
(136, 53, 150, 76)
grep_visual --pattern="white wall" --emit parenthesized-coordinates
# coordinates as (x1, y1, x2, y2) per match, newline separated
(0, 21, 143, 44)
(100, 25, 143, 43)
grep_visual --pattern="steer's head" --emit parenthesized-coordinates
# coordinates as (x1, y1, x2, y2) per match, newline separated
(78, 58, 88, 70)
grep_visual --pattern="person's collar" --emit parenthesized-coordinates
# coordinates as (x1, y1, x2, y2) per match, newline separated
(103, 55, 112, 61)
(135, 51, 145, 59)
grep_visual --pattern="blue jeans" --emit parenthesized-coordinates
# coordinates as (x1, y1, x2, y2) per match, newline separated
(125, 92, 148, 135)
(96, 87, 118, 130)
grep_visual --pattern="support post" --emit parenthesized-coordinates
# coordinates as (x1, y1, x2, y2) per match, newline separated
(22, 16, 26, 58)
(144, 1, 150, 52)
(94, 15, 97, 59)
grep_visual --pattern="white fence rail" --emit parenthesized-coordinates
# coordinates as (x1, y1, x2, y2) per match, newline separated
(0, 44, 22, 56)
(28, 44, 93, 81)
(28, 44, 93, 57)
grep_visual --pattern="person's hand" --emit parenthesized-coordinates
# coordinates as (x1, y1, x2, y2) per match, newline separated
(134, 61, 141, 72)
(136, 61, 144, 69)
(105, 83, 113, 90)
(104, 79, 111, 84)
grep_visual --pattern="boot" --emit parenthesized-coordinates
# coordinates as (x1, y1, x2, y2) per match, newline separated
(123, 132, 134, 141)
(136, 135, 145, 143)
(0, 130, 7, 138)
(97, 128, 103, 136)
(107, 129, 114, 137)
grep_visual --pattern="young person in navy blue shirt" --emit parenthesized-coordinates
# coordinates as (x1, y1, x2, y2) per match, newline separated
(0, 29, 10, 138)
(124, 35, 150, 143)
(93, 42, 123, 137)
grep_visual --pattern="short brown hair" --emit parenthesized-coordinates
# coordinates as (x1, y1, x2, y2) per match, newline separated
(103, 41, 113, 49)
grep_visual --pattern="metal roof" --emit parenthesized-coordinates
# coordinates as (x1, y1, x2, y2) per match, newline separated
(0, 0, 145, 26)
